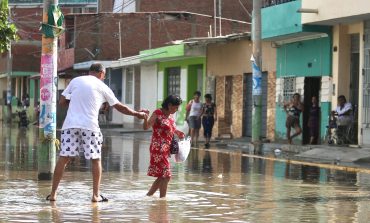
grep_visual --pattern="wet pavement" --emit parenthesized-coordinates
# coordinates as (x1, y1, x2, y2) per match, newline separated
(1, 126, 370, 222)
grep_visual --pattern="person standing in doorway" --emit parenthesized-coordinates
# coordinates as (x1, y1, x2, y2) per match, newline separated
(307, 96, 320, 144)
(143, 95, 185, 198)
(186, 91, 202, 147)
(201, 94, 217, 148)
(284, 93, 304, 144)
(46, 63, 148, 202)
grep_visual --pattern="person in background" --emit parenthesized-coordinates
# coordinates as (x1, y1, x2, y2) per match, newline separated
(143, 95, 185, 198)
(201, 94, 217, 148)
(186, 91, 202, 147)
(284, 93, 304, 144)
(307, 96, 320, 144)
(332, 95, 353, 133)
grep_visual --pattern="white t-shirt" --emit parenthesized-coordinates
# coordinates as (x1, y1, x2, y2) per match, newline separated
(189, 101, 202, 117)
(61, 75, 119, 132)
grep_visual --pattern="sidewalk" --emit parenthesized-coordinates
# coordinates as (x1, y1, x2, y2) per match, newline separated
(102, 125, 370, 170)
(210, 137, 370, 170)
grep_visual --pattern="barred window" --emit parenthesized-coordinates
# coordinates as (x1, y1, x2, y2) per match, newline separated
(167, 67, 181, 96)
(283, 77, 296, 102)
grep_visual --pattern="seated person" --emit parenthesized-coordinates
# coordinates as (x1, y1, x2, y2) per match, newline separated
(332, 95, 352, 128)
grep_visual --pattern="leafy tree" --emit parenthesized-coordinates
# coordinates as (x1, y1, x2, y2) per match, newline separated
(0, 0, 18, 53)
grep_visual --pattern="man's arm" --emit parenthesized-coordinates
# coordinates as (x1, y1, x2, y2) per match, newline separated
(337, 103, 352, 116)
(59, 95, 70, 107)
(113, 102, 148, 119)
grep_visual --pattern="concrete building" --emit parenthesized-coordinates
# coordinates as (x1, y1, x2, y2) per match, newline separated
(300, 0, 370, 146)
(204, 35, 276, 140)
(262, 0, 332, 144)
(0, 0, 94, 122)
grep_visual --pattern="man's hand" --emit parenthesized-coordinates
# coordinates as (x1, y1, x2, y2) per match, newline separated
(139, 109, 150, 115)
(136, 111, 149, 120)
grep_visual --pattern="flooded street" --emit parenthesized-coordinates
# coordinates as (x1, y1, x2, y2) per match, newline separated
(1, 126, 370, 222)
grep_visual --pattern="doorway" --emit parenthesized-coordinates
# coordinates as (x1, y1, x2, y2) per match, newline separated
(350, 34, 359, 144)
(302, 77, 321, 144)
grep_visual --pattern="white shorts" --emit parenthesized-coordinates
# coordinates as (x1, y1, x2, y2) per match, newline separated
(60, 128, 103, 160)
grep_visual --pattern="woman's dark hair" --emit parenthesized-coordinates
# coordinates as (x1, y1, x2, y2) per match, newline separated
(293, 93, 300, 98)
(162, 95, 182, 109)
(194, 91, 201, 97)
(204, 93, 212, 100)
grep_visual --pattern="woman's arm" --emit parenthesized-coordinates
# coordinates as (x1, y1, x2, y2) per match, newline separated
(175, 129, 185, 139)
(143, 112, 157, 130)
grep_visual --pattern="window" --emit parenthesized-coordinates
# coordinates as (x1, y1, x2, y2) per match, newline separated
(167, 67, 181, 96)
(125, 67, 134, 104)
(283, 77, 296, 102)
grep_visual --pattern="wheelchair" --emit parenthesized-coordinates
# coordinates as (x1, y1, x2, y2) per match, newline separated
(324, 114, 355, 145)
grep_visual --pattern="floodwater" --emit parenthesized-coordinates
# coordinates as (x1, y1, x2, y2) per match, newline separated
(1, 126, 370, 222)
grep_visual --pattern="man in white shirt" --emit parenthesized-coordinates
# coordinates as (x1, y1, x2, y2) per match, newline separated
(46, 63, 148, 202)
(332, 95, 353, 127)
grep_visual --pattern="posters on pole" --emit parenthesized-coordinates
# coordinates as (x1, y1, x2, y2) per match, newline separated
(251, 55, 262, 96)
(40, 54, 57, 137)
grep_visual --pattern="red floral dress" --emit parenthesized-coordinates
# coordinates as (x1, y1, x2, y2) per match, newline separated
(147, 109, 176, 178)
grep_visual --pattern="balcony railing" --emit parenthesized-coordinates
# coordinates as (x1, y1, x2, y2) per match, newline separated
(262, 0, 296, 8)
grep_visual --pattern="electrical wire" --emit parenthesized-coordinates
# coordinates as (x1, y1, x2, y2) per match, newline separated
(238, 0, 252, 18)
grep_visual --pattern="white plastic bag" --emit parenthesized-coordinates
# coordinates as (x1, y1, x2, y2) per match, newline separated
(174, 137, 191, 163)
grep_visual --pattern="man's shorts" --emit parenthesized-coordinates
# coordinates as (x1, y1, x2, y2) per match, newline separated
(60, 128, 103, 159)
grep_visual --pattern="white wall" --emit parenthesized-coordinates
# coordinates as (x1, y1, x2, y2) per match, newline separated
(302, 0, 370, 24)
(140, 64, 158, 114)
(113, 0, 136, 13)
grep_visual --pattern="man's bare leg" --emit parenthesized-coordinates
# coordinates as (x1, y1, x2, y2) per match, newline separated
(48, 156, 71, 201)
(91, 159, 102, 202)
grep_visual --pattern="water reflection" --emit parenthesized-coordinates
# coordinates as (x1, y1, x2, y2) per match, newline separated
(1, 127, 370, 222)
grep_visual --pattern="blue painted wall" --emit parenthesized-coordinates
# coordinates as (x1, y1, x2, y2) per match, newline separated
(262, 0, 302, 39)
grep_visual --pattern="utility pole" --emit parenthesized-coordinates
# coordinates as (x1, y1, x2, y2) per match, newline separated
(118, 21, 122, 58)
(148, 14, 152, 49)
(214, 0, 217, 36)
(218, 0, 222, 36)
(38, 0, 63, 180)
(251, 0, 262, 144)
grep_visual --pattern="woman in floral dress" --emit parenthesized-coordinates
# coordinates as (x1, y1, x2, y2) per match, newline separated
(143, 95, 185, 198)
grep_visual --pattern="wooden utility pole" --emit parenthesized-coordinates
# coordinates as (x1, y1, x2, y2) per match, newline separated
(38, 0, 61, 180)
(251, 0, 262, 143)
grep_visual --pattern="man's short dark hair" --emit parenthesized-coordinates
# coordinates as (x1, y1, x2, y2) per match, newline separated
(338, 95, 346, 102)
(89, 63, 105, 73)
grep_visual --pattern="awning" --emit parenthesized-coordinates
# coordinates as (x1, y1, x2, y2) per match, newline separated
(0, 71, 39, 79)
(73, 56, 141, 70)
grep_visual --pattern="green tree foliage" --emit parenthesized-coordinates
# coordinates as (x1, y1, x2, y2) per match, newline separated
(0, 0, 18, 53)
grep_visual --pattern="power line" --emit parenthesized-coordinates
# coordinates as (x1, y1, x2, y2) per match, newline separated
(112, 0, 136, 13)
(238, 0, 252, 18)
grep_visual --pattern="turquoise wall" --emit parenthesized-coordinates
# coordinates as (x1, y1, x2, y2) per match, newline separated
(277, 37, 332, 77)
(262, 0, 302, 39)
(275, 102, 331, 143)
